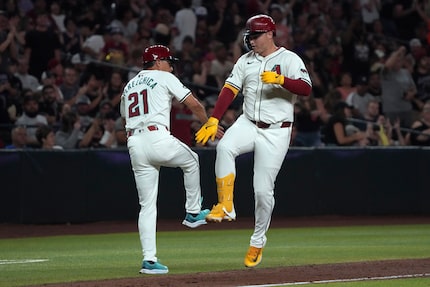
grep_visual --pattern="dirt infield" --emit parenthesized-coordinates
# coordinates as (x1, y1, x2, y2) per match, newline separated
(2, 215, 430, 287)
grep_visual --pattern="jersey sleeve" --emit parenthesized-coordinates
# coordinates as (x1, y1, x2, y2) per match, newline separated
(224, 54, 247, 91)
(286, 53, 312, 87)
(165, 72, 192, 102)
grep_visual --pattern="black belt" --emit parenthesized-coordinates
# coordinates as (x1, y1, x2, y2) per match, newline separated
(251, 120, 292, 129)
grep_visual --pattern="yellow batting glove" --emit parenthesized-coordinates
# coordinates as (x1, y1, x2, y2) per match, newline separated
(260, 71, 285, 85)
(195, 117, 219, 144)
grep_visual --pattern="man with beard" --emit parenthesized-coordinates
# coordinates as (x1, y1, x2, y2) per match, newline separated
(15, 95, 48, 147)
(39, 84, 62, 126)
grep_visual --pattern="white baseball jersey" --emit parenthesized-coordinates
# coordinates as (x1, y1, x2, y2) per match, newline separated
(120, 70, 192, 130)
(121, 68, 203, 263)
(226, 47, 312, 123)
(215, 47, 312, 249)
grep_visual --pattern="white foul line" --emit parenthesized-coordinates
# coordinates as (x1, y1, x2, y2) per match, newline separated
(0, 259, 49, 265)
(239, 273, 430, 287)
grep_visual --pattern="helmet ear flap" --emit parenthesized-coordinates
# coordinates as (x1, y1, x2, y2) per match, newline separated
(243, 34, 252, 51)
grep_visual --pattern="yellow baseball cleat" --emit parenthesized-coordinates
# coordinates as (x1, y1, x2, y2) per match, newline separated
(244, 246, 263, 267)
(205, 203, 236, 222)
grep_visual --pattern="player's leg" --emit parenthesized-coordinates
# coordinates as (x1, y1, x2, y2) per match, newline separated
(245, 127, 291, 267)
(161, 135, 210, 228)
(136, 165, 160, 262)
(128, 136, 168, 274)
(208, 115, 257, 222)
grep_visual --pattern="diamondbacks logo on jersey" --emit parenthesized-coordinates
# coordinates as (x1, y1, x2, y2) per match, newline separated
(271, 64, 281, 75)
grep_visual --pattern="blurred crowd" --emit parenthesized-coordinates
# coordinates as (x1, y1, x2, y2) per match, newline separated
(1, 0, 430, 149)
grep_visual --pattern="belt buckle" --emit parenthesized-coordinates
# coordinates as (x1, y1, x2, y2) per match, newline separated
(256, 121, 270, 128)
(147, 125, 158, 131)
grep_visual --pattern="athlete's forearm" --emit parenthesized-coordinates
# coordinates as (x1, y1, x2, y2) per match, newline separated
(212, 85, 237, 120)
(184, 94, 208, 124)
(281, 78, 312, 97)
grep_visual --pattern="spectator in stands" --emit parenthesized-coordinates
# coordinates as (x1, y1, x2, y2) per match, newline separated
(40, 58, 63, 86)
(335, 72, 356, 101)
(4, 125, 28, 149)
(99, 111, 117, 148)
(48, 1, 65, 34)
(360, 0, 381, 32)
(35, 124, 62, 149)
(323, 102, 368, 146)
(194, 11, 210, 55)
(345, 75, 379, 118)
(102, 70, 124, 113)
(209, 41, 234, 89)
(0, 59, 21, 125)
(78, 117, 105, 148)
(361, 99, 381, 125)
(15, 95, 48, 147)
(293, 95, 324, 147)
(380, 45, 416, 129)
(412, 55, 430, 114)
(96, 99, 114, 120)
(38, 84, 62, 126)
(192, 58, 219, 100)
(78, 20, 107, 64)
(174, 35, 200, 83)
(350, 100, 387, 141)
(70, 67, 104, 117)
(392, 1, 422, 41)
(0, 10, 19, 71)
(74, 95, 93, 133)
(407, 100, 430, 146)
(269, 4, 290, 48)
(109, 3, 138, 41)
(128, 17, 152, 54)
(60, 66, 80, 104)
(114, 116, 126, 148)
(55, 110, 82, 149)
(371, 115, 405, 146)
(15, 57, 40, 92)
(367, 70, 382, 99)
(172, 0, 197, 52)
(60, 17, 82, 60)
(100, 26, 129, 65)
(24, 11, 61, 81)
(206, 0, 239, 48)
(127, 49, 143, 81)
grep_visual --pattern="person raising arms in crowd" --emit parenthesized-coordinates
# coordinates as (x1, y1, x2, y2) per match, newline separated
(195, 14, 312, 268)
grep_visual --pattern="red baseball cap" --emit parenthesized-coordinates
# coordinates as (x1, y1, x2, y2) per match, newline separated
(142, 45, 178, 64)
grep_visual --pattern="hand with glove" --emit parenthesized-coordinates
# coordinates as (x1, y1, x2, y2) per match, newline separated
(260, 71, 285, 85)
(195, 117, 220, 144)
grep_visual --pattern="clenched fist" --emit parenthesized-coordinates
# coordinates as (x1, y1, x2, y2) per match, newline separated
(260, 71, 285, 85)
(195, 117, 219, 144)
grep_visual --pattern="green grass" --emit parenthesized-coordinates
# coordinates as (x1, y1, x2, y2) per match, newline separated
(0, 224, 429, 287)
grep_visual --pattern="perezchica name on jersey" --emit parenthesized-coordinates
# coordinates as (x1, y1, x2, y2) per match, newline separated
(124, 76, 158, 94)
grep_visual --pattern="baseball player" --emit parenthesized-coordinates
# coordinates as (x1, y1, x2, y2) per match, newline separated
(120, 45, 212, 275)
(195, 14, 312, 267)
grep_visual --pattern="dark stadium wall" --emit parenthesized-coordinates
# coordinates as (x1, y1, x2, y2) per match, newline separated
(0, 148, 429, 224)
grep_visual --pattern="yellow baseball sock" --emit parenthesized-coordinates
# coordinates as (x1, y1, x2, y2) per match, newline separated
(216, 173, 235, 211)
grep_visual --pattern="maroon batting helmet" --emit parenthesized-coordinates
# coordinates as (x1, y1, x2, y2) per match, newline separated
(243, 14, 276, 50)
(142, 45, 178, 65)
(244, 14, 276, 37)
